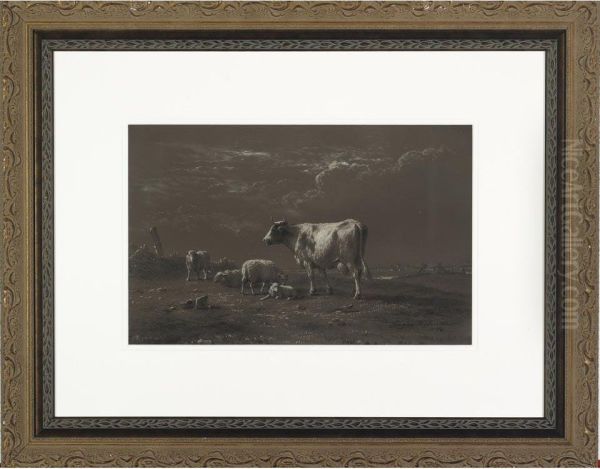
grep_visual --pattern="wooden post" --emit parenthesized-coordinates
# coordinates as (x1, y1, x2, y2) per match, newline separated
(149, 226, 163, 258)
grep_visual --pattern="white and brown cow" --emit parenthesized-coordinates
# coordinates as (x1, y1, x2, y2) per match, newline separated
(262, 218, 371, 299)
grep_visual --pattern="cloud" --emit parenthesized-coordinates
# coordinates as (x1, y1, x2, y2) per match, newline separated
(397, 146, 445, 169)
(315, 161, 371, 190)
(130, 126, 471, 265)
(283, 147, 453, 211)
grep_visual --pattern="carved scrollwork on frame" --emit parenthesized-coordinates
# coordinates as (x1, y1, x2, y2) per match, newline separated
(6, 447, 600, 468)
(2, 2, 598, 467)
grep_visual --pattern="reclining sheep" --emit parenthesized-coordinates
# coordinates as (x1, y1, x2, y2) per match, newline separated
(241, 259, 286, 295)
(261, 282, 297, 301)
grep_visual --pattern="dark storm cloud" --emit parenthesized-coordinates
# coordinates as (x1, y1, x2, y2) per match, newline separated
(129, 126, 471, 269)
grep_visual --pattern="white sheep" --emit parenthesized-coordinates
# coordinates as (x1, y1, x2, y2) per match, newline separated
(261, 282, 297, 300)
(241, 259, 286, 295)
(213, 269, 242, 288)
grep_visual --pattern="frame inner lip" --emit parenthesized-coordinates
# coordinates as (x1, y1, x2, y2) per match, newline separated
(37, 35, 562, 436)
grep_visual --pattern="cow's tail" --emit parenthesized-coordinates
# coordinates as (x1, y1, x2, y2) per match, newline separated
(358, 223, 372, 280)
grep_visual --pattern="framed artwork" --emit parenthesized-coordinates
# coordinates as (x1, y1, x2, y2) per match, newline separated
(1, 1, 598, 466)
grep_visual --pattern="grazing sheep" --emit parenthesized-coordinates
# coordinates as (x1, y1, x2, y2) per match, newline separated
(261, 282, 297, 300)
(213, 269, 242, 288)
(241, 259, 286, 295)
(186, 250, 211, 281)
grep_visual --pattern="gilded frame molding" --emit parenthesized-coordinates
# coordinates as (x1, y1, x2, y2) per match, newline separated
(1, 1, 598, 466)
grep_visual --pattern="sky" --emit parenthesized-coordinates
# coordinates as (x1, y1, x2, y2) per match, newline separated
(129, 125, 471, 269)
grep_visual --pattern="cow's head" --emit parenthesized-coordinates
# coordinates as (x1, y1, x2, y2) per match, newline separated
(263, 219, 288, 246)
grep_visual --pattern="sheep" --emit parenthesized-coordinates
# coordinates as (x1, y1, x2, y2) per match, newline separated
(213, 269, 242, 288)
(240, 259, 286, 295)
(260, 282, 297, 301)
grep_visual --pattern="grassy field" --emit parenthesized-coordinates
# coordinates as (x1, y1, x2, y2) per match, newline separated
(129, 269, 471, 345)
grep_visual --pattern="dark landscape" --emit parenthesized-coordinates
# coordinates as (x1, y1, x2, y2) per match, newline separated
(129, 268, 471, 345)
(128, 125, 472, 345)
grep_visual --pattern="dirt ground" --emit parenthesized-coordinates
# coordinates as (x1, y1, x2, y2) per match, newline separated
(129, 270, 471, 345)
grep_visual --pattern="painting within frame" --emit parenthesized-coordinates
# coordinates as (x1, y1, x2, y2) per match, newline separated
(1, 2, 598, 467)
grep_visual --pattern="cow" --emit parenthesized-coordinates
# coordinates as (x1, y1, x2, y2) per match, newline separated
(185, 250, 211, 281)
(262, 218, 371, 299)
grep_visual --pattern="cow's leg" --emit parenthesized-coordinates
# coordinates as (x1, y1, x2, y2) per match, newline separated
(196, 269, 200, 281)
(321, 269, 333, 295)
(203, 268, 208, 280)
(241, 277, 246, 295)
(249, 281, 255, 295)
(260, 282, 266, 294)
(352, 266, 362, 299)
(306, 265, 316, 295)
(186, 268, 191, 282)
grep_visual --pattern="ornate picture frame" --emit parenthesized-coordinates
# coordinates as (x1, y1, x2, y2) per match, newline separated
(2, 1, 598, 466)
